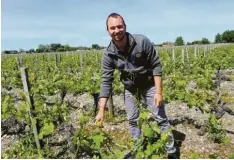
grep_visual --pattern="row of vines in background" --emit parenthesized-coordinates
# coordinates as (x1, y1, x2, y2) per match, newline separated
(1, 45, 234, 109)
(1, 43, 231, 91)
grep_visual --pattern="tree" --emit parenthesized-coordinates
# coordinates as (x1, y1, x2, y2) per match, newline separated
(162, 41, 174, 46)
(29, 48, 35, 53)
(56, 47, 64, 52)
(2, 50, 10, 54)
(215, 33, 222, 43)
(222, 30, 234, 43)
(19, 48, 24, 53)
(44, 44, 51, 52)
(92, 44, 101, 50)
(36, 44, 46, 53)
(192, 40, 202, 45)
(201, 38, 210, 44)
(64, 44, 71, 51)
(2, 50, 18, 54)
(175, 36, 184, 46)
(50, 43, 62, 52)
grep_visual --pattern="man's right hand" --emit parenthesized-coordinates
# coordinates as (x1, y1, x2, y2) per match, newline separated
(95, 110, 104, 124)
(95, 97, 108, 124)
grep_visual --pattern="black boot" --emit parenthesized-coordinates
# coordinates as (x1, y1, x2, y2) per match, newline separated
(124, 152, 135, 159)
(168, 153, 179, 159)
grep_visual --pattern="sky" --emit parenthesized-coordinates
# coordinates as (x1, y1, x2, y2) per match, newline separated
(1, 0, 234, 51)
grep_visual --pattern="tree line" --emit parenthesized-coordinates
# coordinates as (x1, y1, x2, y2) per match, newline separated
(172, 29, 234, 46)
(2, 44, 105, 54)
(2, 30, 234, 54)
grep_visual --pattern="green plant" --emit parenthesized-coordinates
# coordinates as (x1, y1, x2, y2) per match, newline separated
(71, 115, 125, 159)
(206, 114, 226, 143)
(132, 109, 169, 159)
(2, 134, 53, 159)
(189, 152, 199, 159)
(228, 154, 234, 159)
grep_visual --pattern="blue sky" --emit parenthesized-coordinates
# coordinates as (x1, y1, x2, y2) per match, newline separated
(1, 0, 234, 50)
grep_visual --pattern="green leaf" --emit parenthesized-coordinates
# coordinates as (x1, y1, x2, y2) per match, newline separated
(152, 154, 161, 159)
(143, 126, 155, 138)
(79, 115, 89, 125)
(90, 133, 104, 149)
(144, 144, 153, 157)
(38, 122, 55, 139)
(136, 150, 144, 159)
(228, 154, 234, 159)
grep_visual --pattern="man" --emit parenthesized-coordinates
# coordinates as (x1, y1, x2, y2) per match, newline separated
(95, 13, 177, 159)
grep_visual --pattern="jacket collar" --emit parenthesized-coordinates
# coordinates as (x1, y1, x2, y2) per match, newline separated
(106, 32, 136, 55)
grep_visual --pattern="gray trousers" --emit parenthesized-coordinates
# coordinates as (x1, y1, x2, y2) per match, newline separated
(124, 86, 176, 154)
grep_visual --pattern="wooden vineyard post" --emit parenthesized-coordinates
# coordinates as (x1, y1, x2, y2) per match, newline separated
(194, 46, 197, 59)
(84, 51, 87, 57)
(186, 47, 189, 62)
(35, 54, 38, 63)
(20, 56, 23, 67)
(59, 53, 62, 62)
(107, 93, 114, 117)
(43, 53, 45, 62)
(79, 52, 83, 71)
(72, 52, 74, 60)
(172, 48, 175, 61)
(209, 45, 212, 54)
(172, 48, 176, 73)
(95, 51, 98, 65)
(16, 56, 22, 70)
(181, 48, 184, 64)
(203, 46, 206, 57)
(20, 67, 41, 152)
(54, 53, 58, 69)
(198, 47, 200, 57)
(34, 54, 38, 72)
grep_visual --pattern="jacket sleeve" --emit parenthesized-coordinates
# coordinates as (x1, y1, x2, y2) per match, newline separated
(99, 52, 115, 98)
(143, 37, 162, 76)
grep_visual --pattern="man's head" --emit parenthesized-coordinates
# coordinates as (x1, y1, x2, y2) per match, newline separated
(106, 13, 126, 42)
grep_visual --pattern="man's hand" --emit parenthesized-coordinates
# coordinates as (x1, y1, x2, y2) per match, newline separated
(95, 110, 104, 124)
(154, 93, 163, 108)
(154, 76, 163, 108)
(95, 98, 108, 125)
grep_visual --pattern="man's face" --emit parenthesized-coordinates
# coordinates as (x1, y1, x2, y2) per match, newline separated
(107, 16, 126, 42)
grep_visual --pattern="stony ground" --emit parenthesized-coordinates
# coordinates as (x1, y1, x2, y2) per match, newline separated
(2, 69, 234, 158)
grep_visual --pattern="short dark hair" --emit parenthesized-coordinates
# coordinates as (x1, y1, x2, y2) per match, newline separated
(106, 13, 126, 30)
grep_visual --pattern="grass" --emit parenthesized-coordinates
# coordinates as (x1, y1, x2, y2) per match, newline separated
(221, 94, 234, 103)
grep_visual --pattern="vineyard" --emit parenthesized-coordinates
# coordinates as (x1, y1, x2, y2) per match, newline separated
(1, 44, 234, 159)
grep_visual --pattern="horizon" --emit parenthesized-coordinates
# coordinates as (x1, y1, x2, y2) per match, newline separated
(2, 0, 234, 51)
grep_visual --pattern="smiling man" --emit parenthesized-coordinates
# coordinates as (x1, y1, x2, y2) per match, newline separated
(95, 13, 177, 159)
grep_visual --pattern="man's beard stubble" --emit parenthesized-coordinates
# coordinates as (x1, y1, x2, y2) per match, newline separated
(113, 33, 125, 42)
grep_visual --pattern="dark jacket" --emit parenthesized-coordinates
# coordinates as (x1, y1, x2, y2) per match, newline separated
(99, 32, 162, 98)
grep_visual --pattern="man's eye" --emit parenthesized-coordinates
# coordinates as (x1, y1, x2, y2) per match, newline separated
(117, 25, 123, 29)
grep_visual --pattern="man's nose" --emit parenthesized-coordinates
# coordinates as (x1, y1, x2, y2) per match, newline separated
(115, 28, 120, 33)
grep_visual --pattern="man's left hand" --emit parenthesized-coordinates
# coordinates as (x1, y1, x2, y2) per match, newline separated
(154, 93, 163, 108)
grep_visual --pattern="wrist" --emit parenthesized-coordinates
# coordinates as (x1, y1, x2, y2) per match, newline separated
(99, 105, 105, 110)
(155, 92, 162, 95)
